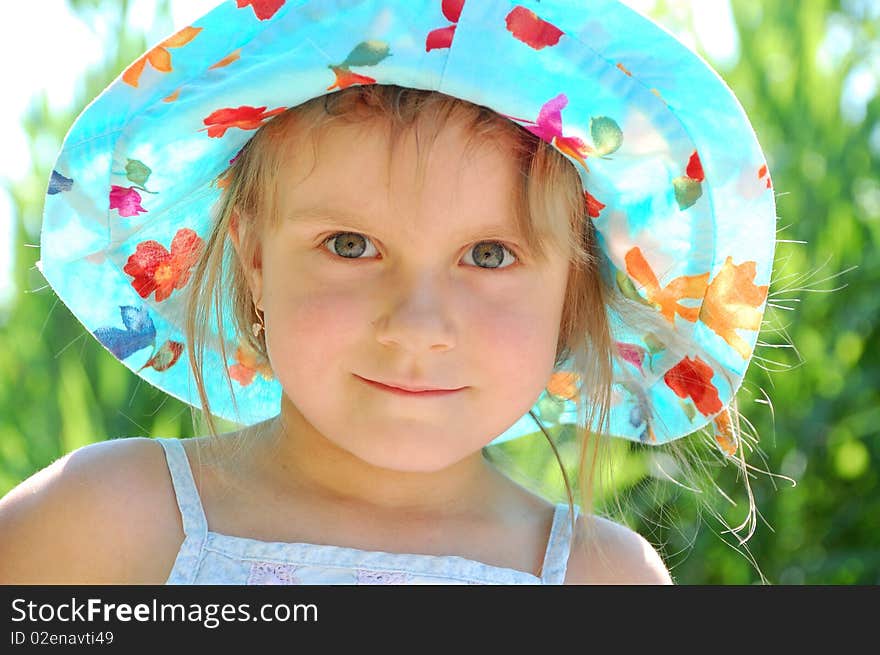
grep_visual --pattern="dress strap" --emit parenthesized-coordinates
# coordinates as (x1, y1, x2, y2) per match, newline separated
(155, 437, 208, 540)
(540, 502, 580, 584)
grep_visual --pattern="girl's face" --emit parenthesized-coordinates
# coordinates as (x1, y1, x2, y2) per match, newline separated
(239, 116, 571, 473)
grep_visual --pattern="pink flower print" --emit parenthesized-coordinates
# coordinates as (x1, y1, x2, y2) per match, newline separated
(503, 94, 596, 170)
(356, 570, 413, 584)
(247, 562, 302, 584)
(110, 185, 147, 217)
(615, 341, 647, 373)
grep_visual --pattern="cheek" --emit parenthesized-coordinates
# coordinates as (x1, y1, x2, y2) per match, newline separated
(458, 278, 564, 390)
(263, 285, 370, 379)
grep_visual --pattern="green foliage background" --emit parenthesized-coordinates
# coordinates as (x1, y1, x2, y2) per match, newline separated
(1, 0, 877, 584)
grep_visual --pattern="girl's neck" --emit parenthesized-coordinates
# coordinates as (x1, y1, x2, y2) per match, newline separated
(244, 409, 514, 520)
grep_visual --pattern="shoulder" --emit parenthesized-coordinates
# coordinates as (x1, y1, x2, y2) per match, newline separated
(0, 437, 185, 584)
(564, 513, 674, 585)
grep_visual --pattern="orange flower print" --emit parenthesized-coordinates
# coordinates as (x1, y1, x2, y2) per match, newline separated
(663, 355, 722, 416)
(123, 228, 204, 302)
(699, 256, 769, 359)
(209, 49, 242, 70)
(201, 106, 287, 138)
(122, 26, 202, 88)
(546, 371, 580, 400)
(712, 408, 738, 456)
(426, 0, 464, 51)
(623, 246, 710, 323)
(229, 342, 273, 386)
(327, 41, 391, 90)
(505, 6, 564, 50)
(758, 163, 772, 189)
(236, 0, 286, 20)
(585, 190, 605, 218)
(327, 67, 378, 90)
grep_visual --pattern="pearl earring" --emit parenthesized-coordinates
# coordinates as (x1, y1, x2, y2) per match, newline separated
(251, 301, 265, 338)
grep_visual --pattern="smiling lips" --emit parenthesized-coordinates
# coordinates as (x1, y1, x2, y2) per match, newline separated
(355, 375, 466, 397)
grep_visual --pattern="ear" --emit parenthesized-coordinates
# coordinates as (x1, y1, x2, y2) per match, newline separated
(228, 209, 264, 310)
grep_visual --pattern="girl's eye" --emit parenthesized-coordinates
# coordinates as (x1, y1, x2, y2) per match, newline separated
(462, 241, 518, 269)
(323, 232, 379, 259)
(322, 232, 518, 270)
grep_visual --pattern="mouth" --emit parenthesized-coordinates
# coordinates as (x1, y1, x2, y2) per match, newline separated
(355, 375, 466, 397)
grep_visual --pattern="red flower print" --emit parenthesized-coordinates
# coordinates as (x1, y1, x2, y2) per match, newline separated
(123, 228, 204, 302)
(140, 340, 184, 372)
(663, 355, 722, 416)
(426, 25, 457, 51)
(426, 0, 464, 51)
(327, 67, 378, 91)
(236, 0, 285, 20)
(442, 0, 464, 22)
(686, 151, 704, 182)
(505, 6, 564, 50)
(585, 190, 605, 218)
(110, 185, 147, 217)
(201, 106, 287, 138)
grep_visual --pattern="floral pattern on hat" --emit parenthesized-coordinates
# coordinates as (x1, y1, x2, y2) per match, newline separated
(39, 0, 777, 448)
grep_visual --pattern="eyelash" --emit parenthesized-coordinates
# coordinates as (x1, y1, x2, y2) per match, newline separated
(321, 232, 521, 269)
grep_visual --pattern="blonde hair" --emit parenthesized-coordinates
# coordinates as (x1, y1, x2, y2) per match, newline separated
(183, 84, 763, 578)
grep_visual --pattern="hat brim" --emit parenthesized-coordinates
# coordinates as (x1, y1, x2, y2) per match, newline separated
(39, 0, 776, 445)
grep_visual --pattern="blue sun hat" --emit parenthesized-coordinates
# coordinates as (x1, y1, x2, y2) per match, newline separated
(38, 0, 777, 452)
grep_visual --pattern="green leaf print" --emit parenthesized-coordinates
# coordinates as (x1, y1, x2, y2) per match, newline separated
(341, 40, 391, 68)
(125, 159, 152, 187)
(591, 116, 623, 156)
(673, 175, 703, 209)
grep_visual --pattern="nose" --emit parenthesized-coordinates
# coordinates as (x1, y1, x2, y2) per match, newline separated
(374, 273, 457, 353)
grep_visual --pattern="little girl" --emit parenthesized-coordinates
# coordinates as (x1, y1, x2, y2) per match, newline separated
(0, 0, 776, 584)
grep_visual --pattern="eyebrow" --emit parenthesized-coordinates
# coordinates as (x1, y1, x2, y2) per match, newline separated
(286, 207, 524, 241)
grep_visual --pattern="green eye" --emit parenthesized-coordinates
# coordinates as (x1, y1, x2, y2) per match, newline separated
(323, 233, 517, 269)
(324, 232, 377, 258)
(464, 241, 517, 269)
